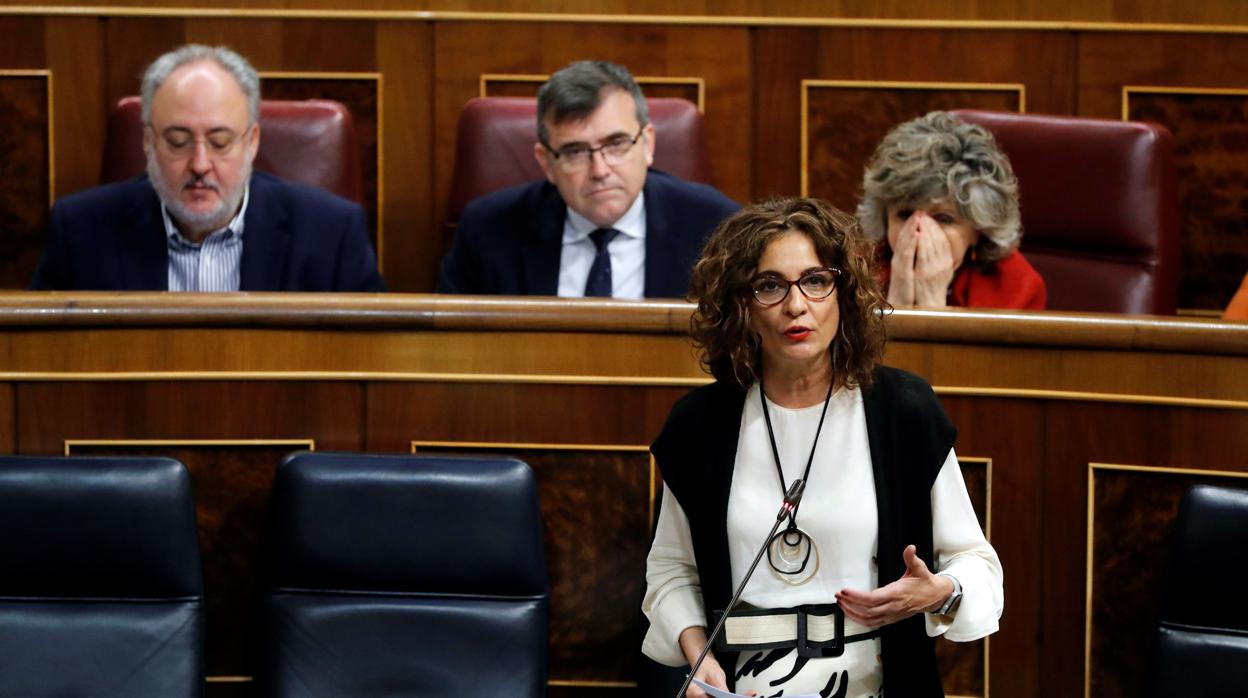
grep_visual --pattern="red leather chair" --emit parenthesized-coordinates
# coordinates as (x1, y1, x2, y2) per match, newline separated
(953, 110, 1180, 315)
(100, 96, 363, 204)
(445, 96, 712, 227)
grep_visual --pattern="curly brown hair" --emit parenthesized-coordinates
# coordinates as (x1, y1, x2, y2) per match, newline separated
(688, 197, 889, 389)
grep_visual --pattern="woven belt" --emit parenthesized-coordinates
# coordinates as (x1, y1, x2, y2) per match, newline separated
(712, 604, 881, 659)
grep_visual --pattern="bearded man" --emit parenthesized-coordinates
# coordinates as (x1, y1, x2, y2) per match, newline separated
(29, 44, 384, 292)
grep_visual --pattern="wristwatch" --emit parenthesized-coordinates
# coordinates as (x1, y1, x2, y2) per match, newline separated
(936, 574, 963, 616)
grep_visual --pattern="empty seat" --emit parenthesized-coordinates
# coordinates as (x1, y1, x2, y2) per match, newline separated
(0, 456, 205, 698)
(1147, 484, 1248, 696)
(261, 451, 549, 697)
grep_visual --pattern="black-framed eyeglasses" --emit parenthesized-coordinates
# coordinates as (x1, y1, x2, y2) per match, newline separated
(542, 125, 646, 172)
(748, 268, 842, 306)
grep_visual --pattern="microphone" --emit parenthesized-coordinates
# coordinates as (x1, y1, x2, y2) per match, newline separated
(674, 478, 805, 698)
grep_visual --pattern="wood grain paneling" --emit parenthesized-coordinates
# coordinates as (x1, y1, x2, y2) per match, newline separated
(752, 27, 1075, 203)
(0, 72, 51, 289)
(15, 381, 364, 452)
(375, 21, 433, 292)
(1087, 464, 1248, 698)
(0, 383, 13, 454)
(802, 81, 1021, 210)
(1125, 90, 1248, 310)
(45, 17, 105, 199)
(944, 398, 1046, 698)
(11, 1, 1248, 25)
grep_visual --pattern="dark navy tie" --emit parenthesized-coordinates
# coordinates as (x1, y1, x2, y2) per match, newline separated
(584, 227, 621, 297)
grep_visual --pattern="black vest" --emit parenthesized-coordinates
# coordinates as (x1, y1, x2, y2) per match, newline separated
(652, 365, 956, 696)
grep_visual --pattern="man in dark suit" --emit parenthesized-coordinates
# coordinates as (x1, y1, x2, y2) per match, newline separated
(437, 60, 738, 299)
(29, 44, 384, 292)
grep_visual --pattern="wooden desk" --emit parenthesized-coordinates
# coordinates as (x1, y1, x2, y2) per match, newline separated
(2, 293, 1246, 698)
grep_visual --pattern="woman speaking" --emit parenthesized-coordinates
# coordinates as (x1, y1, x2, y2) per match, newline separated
(642, 198, 1003, 697)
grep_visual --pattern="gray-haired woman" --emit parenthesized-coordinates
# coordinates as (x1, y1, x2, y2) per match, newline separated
(857, 111, 1046, 309)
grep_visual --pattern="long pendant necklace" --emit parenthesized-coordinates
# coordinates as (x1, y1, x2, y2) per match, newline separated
(759, 375, 835, 585)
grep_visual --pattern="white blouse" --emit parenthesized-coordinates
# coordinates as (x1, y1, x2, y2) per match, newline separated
(642, 382, 1004, 670)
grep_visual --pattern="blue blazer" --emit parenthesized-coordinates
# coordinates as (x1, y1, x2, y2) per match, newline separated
(437, 169, 739, 298)
(29, 171, 385, 292)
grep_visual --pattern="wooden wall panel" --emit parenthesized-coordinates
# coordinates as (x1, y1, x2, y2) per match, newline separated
(15, 0, 1248, 24)
(45, 17, 105, 201)
(375, 21, 434, 292)
(15, 381, 365, 452)
(1125, 90, 1248, 310)
(0, 72, 51, 289)
(803, 82, 1021, 211)
(0, 383, 12, 454)
(943, 397, 1046, 698)
(752, 28, 1076, 202)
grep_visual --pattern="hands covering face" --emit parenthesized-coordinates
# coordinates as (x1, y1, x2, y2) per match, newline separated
(885, 205, 978, 308)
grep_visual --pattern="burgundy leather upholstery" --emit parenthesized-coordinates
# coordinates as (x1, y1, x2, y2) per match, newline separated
(953, 109, 1180, 315)
(446, 96, 712, 226)
(100, 96, 363, 204)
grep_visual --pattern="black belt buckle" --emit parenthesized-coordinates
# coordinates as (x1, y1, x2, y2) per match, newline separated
(796, 604, 846, 658)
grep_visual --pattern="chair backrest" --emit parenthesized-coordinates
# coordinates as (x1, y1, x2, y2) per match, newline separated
(101, 96, 363, 203)
(0, 456, 204, 698)
(953, 109, 1180, 315)
(1148, 484, 1248, 697)
(445, 96, 712, 226)
(261, 451, 549, 697)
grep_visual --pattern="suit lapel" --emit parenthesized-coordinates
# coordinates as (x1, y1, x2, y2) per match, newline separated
(641, 172, 678, 298)
(120, 181, 171, 291)
(239, 175, 290, 291)
(520, 184, 564, 296)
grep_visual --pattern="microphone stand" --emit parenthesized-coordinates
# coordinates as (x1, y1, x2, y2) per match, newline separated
(674, 479, 805, 698)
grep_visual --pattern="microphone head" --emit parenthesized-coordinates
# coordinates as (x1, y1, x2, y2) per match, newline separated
(785, 478, 806, 507)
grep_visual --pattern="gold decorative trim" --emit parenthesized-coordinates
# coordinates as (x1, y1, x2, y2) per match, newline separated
(65, 438, 315, 456)
(412, 439, 654, 524)
(479, 73, 706, 112)
(259, 71, 386, 273)
(800, 79, 1026, 196)
(3, 7, 1248, 34)
(1121, 85, 1248, 120)
(0, 69, 55, 205)
(205, 676, 253, 683)
(6, 370, 1246, 409)
(1083, 462, 1248, 698)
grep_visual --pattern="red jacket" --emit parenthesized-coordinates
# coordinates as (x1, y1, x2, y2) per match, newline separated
(948, 249, 1047, 310)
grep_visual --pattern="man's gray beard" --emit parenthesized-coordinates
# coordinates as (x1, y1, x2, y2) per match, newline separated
(146, 151, 251, 236)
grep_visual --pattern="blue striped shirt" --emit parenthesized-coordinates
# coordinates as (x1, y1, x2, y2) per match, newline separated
(163, 186, 249, 292)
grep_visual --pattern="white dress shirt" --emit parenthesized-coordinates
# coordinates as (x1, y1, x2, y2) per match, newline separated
(163, 185, 249, 292)
(557, 192, 646, 299)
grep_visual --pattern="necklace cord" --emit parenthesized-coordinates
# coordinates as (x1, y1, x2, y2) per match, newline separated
(758, 374, 835, 528)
